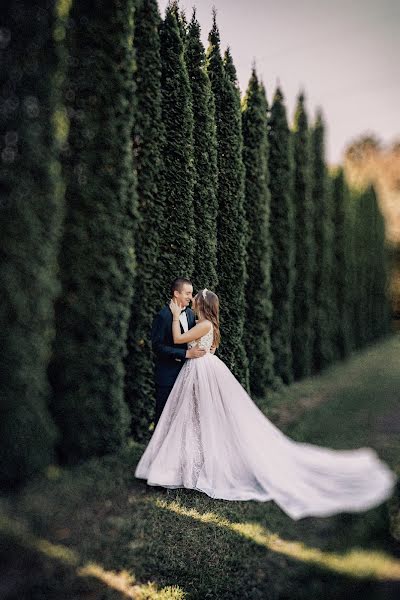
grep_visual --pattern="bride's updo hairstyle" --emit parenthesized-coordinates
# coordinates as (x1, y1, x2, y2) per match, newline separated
(194, 289, 221, 348)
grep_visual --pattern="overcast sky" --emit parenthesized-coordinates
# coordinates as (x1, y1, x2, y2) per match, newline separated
(158, 0, 400, 165)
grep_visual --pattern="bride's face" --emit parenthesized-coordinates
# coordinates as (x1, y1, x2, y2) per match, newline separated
(193, 296, 204, 316)
(193, 296, 205, 318)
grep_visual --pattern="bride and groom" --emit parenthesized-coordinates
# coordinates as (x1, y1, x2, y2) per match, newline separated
(135, 277, 396, 520)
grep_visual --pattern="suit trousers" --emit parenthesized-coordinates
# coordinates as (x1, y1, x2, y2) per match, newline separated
(154, 384, 174, 427)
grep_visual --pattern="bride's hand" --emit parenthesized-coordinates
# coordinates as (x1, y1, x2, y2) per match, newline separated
(169, 299, 181, 318)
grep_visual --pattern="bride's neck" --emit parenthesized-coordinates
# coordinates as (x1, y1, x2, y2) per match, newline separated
(197, 316, 211, 325)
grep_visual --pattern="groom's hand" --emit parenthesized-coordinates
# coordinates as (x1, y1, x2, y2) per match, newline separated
(186, 348, 206, 359)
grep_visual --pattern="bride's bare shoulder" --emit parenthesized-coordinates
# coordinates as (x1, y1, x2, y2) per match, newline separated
(196, 318, 212, 331)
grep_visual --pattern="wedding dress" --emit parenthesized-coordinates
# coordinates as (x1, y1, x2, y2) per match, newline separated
(135, 324, 396, 520)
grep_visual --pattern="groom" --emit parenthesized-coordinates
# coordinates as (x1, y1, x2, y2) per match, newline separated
(151, 277, 206, 426)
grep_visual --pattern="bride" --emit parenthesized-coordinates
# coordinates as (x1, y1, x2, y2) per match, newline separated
(135, 288, 396, 520)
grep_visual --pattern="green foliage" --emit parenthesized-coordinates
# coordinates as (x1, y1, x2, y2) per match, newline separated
(48, 0, 136, 463)
(242, 71, 275, 395)
(170, 0, 188, 44)
(291, 93, 315, 379)
(158, 3, 195, 295)
(310, 111, 336, 372)
(268, 87, 295, 385)
(368, 186, 392, 340)
(352, 186, 392, 348)
(331, 168, 354, 359)
(0, 0, 70, 487)
(125, 0, 164, 442)
(350, 190, 364, 350)
(206, 15, 249, 388)
(0, 0, 394, 478)
(185, 10, 218, 290)
(354, 188, 375, 348)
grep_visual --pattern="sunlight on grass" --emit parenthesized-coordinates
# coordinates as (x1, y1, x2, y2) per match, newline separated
(0, 515, 186, 599)
(0, 514, 79, 565)
(78, 563, 186, 599)
(36, 538, 79, 565)
(156, 499, 400, 581)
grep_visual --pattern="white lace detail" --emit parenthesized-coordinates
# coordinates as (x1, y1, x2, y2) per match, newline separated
(188, 323, 213, 352)
(179, 374, 204, 488)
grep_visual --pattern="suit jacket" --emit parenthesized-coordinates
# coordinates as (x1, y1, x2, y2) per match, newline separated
(151, 304, 196, 387)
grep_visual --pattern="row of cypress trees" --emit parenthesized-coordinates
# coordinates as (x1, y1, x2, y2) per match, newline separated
(124, 0, 392, 438)
(1, 0, 137, 484)
(0, 0, 392, 486)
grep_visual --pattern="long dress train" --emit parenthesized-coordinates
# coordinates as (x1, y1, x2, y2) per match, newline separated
(135, 326, 396, 520)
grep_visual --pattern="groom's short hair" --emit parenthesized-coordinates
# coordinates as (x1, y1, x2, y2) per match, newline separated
(171, 277, 192, 297)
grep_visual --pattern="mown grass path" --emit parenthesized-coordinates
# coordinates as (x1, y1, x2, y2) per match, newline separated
(1, 335, 399, 599)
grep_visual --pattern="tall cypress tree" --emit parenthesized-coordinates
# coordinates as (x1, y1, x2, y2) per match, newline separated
(352, 187, 376, 348)
(351, 189, 365, 350)
(48, 0, 136, 463)
(362, 185, 391, 342)
(331, 167, 354, 359)
(310, 110, 336, 372)
(343, 183, 391, 351)
(268, 87, 295, 385)
(124, 0, 164, 441)
(170, 1, 188, 44)
(0, 0, 69, 487)
(291, 92, 315, 379)
(242, 70, 275, 395)
(206, 14, 249, 388)
(345, 183, 358, 351)
(158, 2, 195, 294)
(185, 9, 218, 290)
(369, 185, 392, 339)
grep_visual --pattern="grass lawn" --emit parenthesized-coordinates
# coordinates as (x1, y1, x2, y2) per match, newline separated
(1, 334, 399, 599)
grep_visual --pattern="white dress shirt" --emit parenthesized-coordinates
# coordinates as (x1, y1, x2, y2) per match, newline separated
(179, 310, 189, 333)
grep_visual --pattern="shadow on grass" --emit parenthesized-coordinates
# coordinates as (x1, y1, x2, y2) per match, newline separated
(1, 335, 399, 599)
(0, 524, 186, 600)
(1, 453, 399, 600)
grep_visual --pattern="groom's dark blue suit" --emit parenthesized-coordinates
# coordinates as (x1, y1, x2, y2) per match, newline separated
(151, 304, 196, 425)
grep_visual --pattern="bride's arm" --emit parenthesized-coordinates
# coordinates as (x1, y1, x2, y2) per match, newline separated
(172, 319, 211, 344)
(169, 300, 211, 344)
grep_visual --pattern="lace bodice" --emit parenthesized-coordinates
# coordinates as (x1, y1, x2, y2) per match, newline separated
(188, 323, 213, 352)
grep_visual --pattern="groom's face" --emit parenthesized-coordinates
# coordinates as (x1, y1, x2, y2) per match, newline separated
(174, 283, 193, 308)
